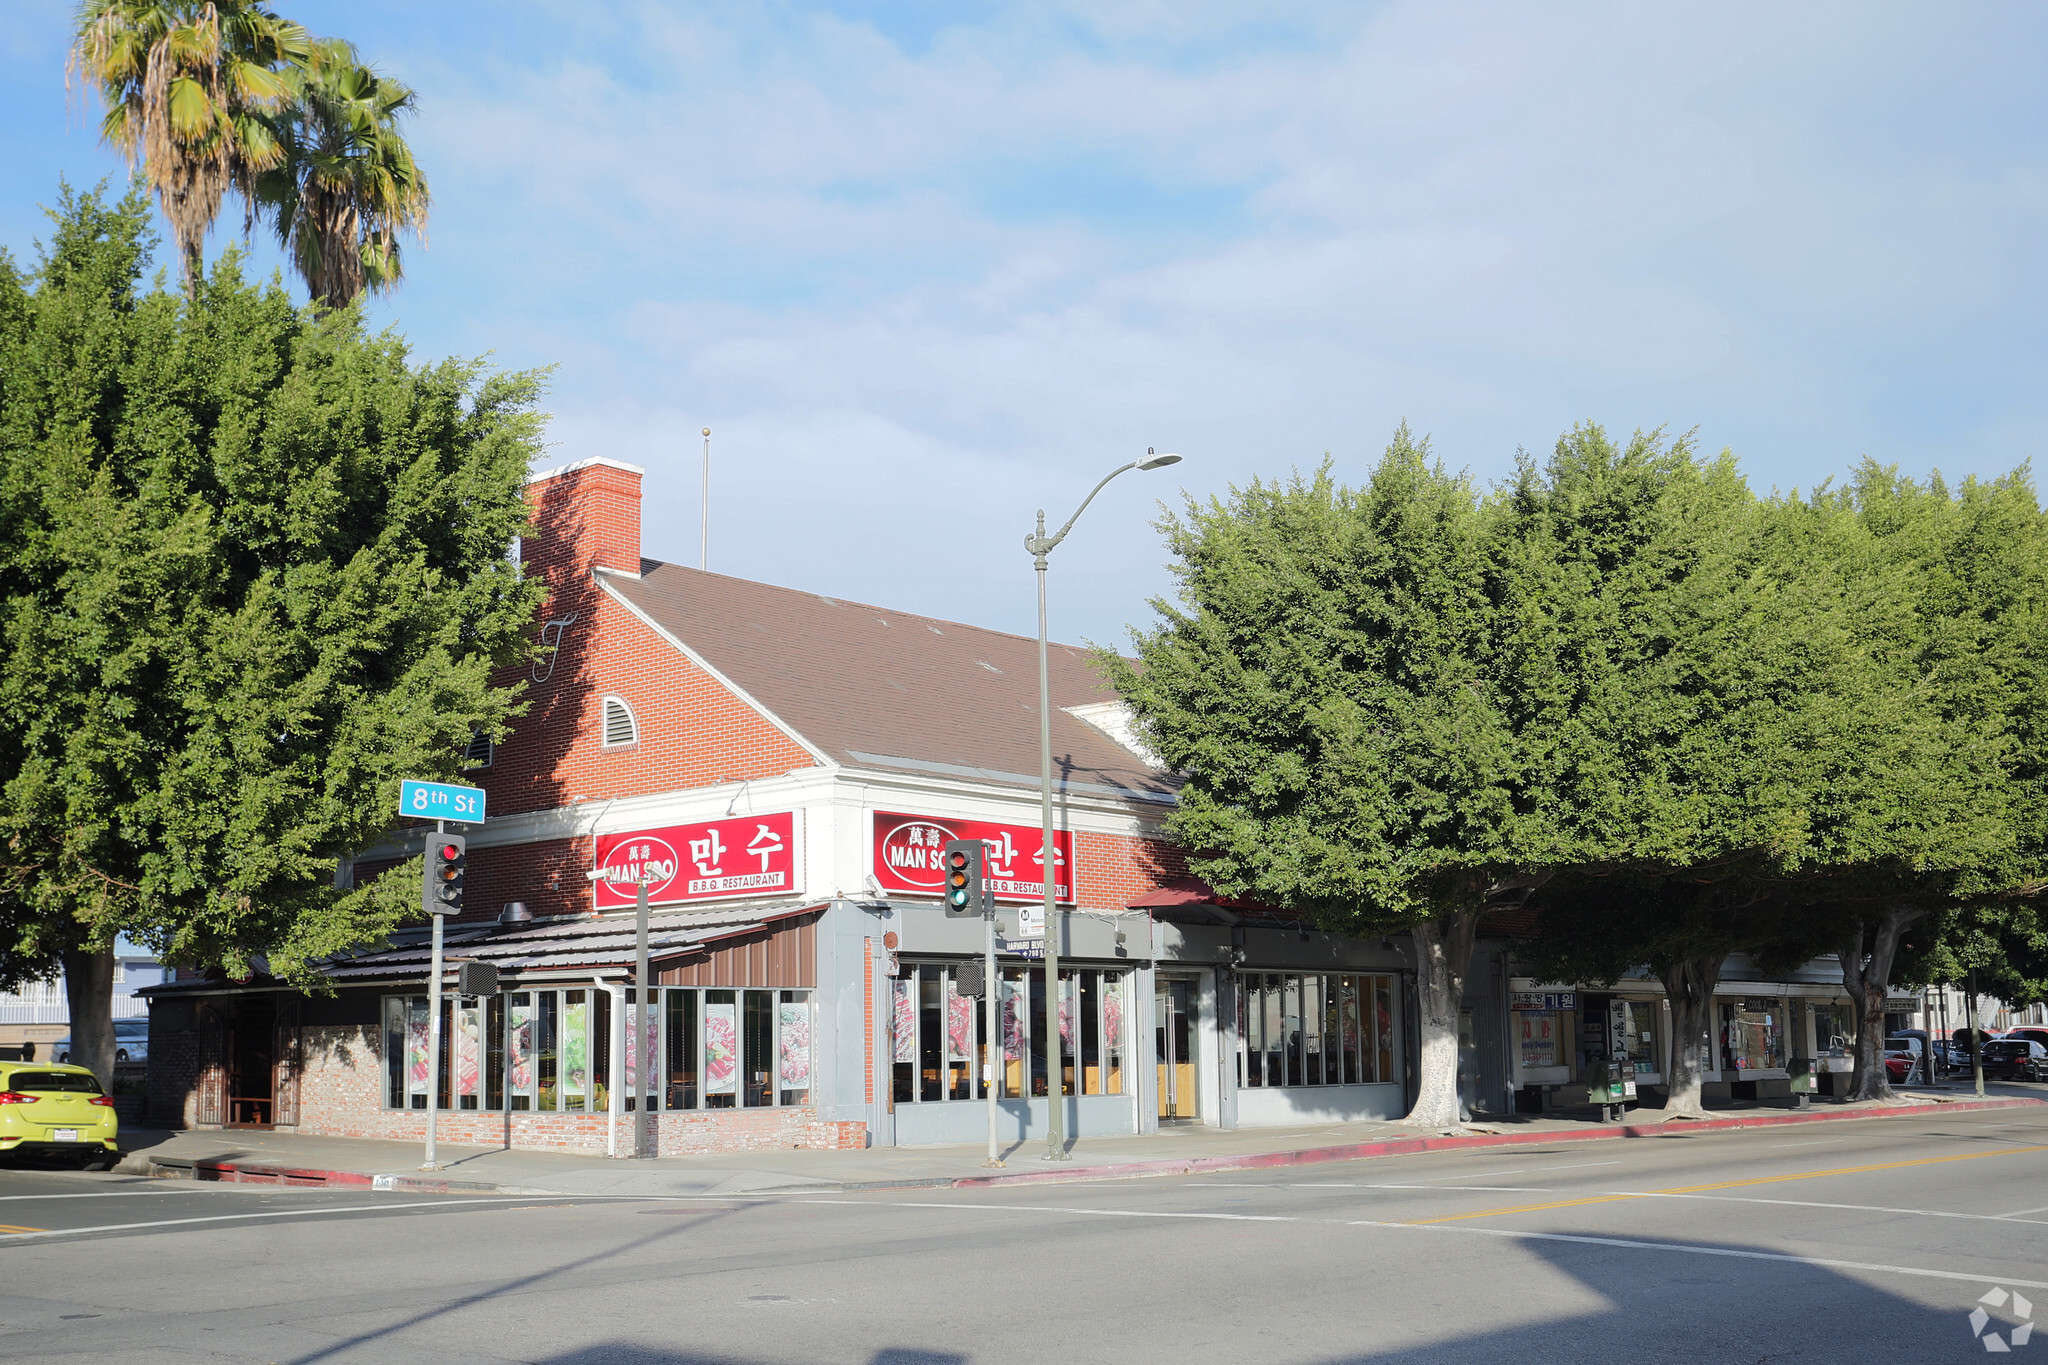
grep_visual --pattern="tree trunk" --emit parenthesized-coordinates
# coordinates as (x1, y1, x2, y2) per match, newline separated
(1839, 909, 1922, 1102)
(1656, 952, 1727, 1117)
(1407, 908, 1482, 1128)
(60, 946, 118, 1089)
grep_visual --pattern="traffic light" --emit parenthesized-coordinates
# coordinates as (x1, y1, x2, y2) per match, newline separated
(424, 834, 466, 915)
(942, 839, 987, 918)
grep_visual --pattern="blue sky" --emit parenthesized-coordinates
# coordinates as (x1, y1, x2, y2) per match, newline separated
(7, 2, 2046, 647)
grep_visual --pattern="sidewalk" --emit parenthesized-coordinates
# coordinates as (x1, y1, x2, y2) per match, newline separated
(110, 1084, 2044, 1198)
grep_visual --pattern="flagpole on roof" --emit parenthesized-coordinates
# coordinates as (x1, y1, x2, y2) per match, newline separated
(701, 427, 711, 572)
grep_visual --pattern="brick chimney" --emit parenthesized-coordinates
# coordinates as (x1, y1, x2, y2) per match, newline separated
(522, 457, 645, 584)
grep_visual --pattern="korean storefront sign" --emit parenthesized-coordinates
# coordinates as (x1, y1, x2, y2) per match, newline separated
(870, 812, 1075, 935)
(592, 812, 800, 910)
(1511, 991, 1577, 1012)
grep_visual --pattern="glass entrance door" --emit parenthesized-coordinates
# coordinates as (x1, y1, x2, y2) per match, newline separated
(1155, 978, 1196, 1121)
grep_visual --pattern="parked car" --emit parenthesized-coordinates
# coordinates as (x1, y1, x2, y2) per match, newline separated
(1883, 1049, 1915, 1083)
(1884, 1036, 1930, 1082)
(2000, 1027, 2048, 1053)
(51, 1020, 148, 1066)
(1980, 1039, 2048, 1082)
(0, 1062, 119, 1166)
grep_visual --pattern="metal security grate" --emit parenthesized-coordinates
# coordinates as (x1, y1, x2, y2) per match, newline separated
(601, 696, 638, 747)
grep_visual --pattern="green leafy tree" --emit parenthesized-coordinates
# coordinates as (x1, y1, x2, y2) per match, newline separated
(0, 184, 545, 1085)
(1102, 426, 1602, 1126)
(1515, 431, 1858, 1112)
(253, 37, 430, 309)
(1797, 464, 2048, 1098)
(69, 0, 308, 297)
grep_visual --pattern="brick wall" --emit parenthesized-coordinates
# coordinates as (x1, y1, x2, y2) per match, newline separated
(283, 1023, 863, 1155)
(462, 835, 589, 925)
(1074, 831, 1186, 914)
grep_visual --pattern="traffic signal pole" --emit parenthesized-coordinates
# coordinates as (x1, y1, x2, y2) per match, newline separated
(635, 872, 652, 1158)
(1022, 449, 1182, 1165)
(423, 820, 445, 1172)
(985, 903, 1002, 1168)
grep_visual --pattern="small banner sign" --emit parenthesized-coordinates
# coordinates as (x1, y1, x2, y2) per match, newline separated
(593, 812, 799, 910)
(1512, 990, 1578, 1012)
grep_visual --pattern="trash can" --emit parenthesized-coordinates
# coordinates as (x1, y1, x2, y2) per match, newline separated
(1786, 1058, 1816, 1109)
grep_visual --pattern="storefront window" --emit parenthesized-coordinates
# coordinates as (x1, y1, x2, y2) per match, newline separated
(1234, 974, 1398, 1088)
(383, 987, 811, 1113)
(1517, 1011, 1564, 1071)
(1722, 999, 1786, 1072)
(1813, 1005, 1850, 1058)
(892, 962, 1125, 1104)
(1624, 999, 1661, 1076)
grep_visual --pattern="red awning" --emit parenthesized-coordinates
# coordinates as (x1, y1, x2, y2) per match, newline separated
(1127, 877, 1284, 919)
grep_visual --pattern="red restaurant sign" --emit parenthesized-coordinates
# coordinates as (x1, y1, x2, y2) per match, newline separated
(871, 811, 1074, 904)
(593, 812, 800, 910)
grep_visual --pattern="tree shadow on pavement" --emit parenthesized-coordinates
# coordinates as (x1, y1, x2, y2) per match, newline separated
(504, 1231, 2027, 1365)
(1306, 1229, 2029, 1364)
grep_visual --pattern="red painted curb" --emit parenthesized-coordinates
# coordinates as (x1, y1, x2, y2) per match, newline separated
(945, 1096, 2047, 1189)
(187, 1159, 374, 1188)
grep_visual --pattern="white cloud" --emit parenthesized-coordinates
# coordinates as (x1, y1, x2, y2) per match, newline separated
(13, 0, 2042, 642)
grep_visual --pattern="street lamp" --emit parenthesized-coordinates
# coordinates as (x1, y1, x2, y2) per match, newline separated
(1025, 448, 1182, 1162)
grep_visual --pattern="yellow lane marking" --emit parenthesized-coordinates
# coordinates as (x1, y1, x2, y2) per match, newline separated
(1400, 1145, 2048, 1226)
(1659, 1148, 2046, 1194)
(0, 1224, 47, 1234)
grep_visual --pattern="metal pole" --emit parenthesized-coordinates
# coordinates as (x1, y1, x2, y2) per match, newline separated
(985, 904, 1003, 1167)
(423, 820, 445, 1171)
(1967, 968, 1985, 1097)
(1036, 523, 1067, 1161)
(635, 874, 652, 1157)
(701, 427, 711, 572)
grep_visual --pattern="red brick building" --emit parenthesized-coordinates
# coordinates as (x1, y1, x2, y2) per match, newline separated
(145, 457, 1417, 1154)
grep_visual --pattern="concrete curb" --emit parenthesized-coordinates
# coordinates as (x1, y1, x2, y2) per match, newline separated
(944, 1096, 2047, 1189)
(112, 1095, 2042, 1198)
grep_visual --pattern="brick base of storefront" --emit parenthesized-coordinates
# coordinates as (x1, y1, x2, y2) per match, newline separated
(145, 1021, 865, 1156)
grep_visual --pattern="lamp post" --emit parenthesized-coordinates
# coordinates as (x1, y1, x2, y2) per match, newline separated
(1025, 448, 1182, 1162)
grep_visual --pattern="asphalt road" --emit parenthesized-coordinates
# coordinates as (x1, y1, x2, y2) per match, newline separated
(1, 1107, 2045, 1364)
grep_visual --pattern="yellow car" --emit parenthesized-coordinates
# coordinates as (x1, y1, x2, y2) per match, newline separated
(0, 1063, 119, 1165)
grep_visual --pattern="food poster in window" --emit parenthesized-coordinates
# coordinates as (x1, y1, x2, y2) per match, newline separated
(407, 999, 431, 1099)
(1375, 980, 1396, 1077)
(1519, 1013, 1559, 1069)
(778, 1001, 811, 1089)
(1102, 976, 1125, 1092)
(562, 998, 590, 1103)
(704, 1002, 738, 1095)
(507, 999, 534, 1094)
(456, 1000, 482, 1099)
(1059, 978, 1075, 1057)
(946, 982, 973, 1060)
(1001, 980, 1027, 1060)
(623, 1001, 657, 1102)
(892, 980, 916, 1064)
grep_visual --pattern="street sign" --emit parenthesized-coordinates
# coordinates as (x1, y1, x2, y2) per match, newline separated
(399, 779, 486, 825)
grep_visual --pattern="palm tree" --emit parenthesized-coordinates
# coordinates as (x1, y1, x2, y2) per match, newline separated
(70, 0, 307, 297)
(255, 38, 431, 310)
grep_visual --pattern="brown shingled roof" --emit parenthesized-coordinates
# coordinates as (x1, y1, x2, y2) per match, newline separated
(603, 563, 1176, 805)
